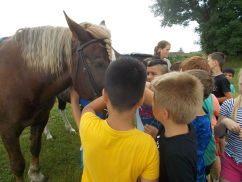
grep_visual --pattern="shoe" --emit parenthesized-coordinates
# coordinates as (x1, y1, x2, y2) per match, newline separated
(213, 178, 219, 182)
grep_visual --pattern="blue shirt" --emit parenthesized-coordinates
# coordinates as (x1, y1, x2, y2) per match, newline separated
(230, 84, 235, 93)
(191, 108, 212, 182)
(79, 98, 102, 118)
(139, 105, 162, 130)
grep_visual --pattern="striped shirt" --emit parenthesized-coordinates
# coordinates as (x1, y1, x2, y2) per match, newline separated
(220, 98, 242, 164)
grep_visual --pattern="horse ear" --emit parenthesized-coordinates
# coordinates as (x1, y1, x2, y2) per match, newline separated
(63, 11, 90, 42)
(100, 20, 106, 26)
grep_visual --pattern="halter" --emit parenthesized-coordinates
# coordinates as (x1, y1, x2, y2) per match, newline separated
(74, 39, 104, 98)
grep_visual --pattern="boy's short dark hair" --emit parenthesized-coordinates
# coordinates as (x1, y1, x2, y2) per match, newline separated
(105, 56, 146, 112)
(170, 61, 182, 72)
(147, 59, 167, 67)
(208, 52, 226, 68)
(222, 67, 235, 77)
(185, 69, 214, 100)
(147, 58, 168, 74)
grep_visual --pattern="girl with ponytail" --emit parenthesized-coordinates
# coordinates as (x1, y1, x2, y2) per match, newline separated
(214, 68, 242, 182)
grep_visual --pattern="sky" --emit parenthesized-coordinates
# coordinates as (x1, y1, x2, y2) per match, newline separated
(0, 0, 201, 54)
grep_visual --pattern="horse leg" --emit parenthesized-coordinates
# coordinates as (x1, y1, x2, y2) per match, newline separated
(58, 98, 76, 133)
(59, 109, 76, 133)
(43, 124, 53, 140)
(28, 119, 48, 182)
(1, 128, 25, 182)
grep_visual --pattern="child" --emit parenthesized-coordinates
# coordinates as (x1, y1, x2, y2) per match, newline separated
(222, 67, 236, 93)
(208, 52, 232, 156)
(153, 40, 171, 70)
(214, 68, 242, 182)
(150, 71, 203, 181)
(179, 56, 217, 182)
(70, 87, 104, 169)
(170, 61, 182, 72)
(185, 69, 215, 182)
(137, 58, 168, 138)
(146, 59, 168, 82)
(207, 52, 232, 104)
(180, 56, 211, 73)
(79, 56, 159, 182)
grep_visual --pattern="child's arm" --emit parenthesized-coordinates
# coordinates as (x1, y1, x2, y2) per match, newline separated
(70, 87, 82, 129)
(144, 125, 159, 139)
(217, 92, 232, 104)
(143, 87, 154, 107)
(72, 94, 106, 129)
(81, 96, 106, 117)
(214, 115, 241, 137)
(212, 94, 220, 117)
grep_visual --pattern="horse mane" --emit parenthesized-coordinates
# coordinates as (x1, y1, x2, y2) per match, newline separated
(12, 23, 112, 76)
(124, 53, 153, 61)
(79, 22, 112, 61)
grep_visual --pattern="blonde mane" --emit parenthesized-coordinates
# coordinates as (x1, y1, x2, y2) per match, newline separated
(79, 22, 112, 61)
(12, 22, 112, 76)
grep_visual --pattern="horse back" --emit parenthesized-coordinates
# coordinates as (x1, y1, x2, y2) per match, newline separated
(0, 37, 71, 127)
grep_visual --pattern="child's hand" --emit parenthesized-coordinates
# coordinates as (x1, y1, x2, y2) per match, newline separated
(144, 124, 158, 139)
(223, 119, 241, 134)
(239, 129, 242, 140)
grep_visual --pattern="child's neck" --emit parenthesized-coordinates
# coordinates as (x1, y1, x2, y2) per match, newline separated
(212, 67, 223, 76)
(197, 107, 206, 116)
(163, 120, 189, 138)
(106, 108, 136, 131)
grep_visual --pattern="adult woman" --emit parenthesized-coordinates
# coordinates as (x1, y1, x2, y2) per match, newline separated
(154, 40, 171, 70)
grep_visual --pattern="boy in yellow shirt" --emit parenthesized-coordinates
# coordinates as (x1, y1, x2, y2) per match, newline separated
(78, 56, 159, 182)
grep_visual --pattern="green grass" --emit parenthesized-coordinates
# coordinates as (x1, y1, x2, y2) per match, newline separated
(0, 55, 241, 182)
(0, 104, 82, 182)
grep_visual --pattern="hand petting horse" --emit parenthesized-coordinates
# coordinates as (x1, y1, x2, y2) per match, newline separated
(0, 11, 114, 182)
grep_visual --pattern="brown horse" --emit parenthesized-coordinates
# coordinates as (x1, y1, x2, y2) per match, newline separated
(43, 52, 152, 140)
(0, 11, 114, 182)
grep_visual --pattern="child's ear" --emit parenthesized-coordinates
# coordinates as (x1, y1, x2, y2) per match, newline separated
(215, 60, 219, 66)
(102, 89, 109, 104)
(162, 108, 169, 120)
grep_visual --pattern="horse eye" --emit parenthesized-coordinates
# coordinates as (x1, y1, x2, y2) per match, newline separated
(95, 61, 104, 68)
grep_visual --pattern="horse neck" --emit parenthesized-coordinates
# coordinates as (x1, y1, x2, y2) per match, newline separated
(40, 72, 72, 103)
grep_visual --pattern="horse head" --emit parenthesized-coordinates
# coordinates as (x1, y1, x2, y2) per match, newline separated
(64, 11, 114, 100)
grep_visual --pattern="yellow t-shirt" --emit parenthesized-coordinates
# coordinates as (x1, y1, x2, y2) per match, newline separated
(80, 112, 159, 182)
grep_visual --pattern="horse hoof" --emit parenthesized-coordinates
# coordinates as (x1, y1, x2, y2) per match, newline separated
(66, 127, 76, 133)
(46, 135, 53, 140)
(69, 128, 76, 133)
(29, 173, 47, 182)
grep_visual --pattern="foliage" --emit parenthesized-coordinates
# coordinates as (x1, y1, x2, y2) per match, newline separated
(168, 51, 206, 63)
(178, 47, 184, 53)
(150, 0, 242, 56)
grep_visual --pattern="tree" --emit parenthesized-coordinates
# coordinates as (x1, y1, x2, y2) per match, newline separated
(150, 0, 242, 56)
(178, 47, 184, 53)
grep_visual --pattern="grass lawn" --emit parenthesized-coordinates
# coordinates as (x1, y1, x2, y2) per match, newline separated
(0, 104, 82, 182)
(0, 55, 241, 182)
